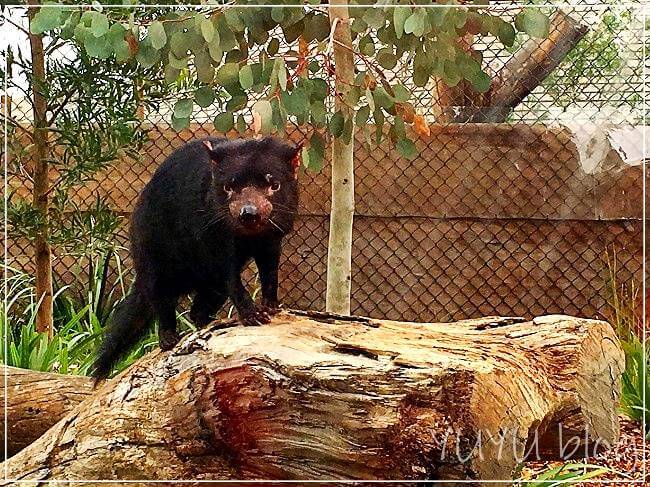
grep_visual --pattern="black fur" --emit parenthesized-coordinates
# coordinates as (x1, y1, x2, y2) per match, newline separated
(92, 136, 300, 380)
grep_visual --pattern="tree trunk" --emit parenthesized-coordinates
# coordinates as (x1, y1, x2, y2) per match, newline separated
(453, 10, 588, 123)
(0, 366, 94, 457)
(326, 1, 355, 315)
(2, 311, 624, 482)
(28, 0, 54, 337)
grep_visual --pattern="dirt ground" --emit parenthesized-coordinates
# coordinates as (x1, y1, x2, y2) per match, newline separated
(521, 415, 647, 484)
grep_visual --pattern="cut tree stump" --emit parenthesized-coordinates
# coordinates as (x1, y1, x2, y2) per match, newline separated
(0, 366, 94, 457)
(2, 311, 624, 482)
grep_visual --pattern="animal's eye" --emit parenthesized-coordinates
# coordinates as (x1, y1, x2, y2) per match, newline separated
(266, 173, 280, 191)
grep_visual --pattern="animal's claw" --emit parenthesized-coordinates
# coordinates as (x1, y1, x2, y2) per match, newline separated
(159, 329, 181, 351)
(260, 300, 282, 315)
(241, 308, 272, 326)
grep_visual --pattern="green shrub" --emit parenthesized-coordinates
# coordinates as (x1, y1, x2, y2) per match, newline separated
(1, 252, 157, 376)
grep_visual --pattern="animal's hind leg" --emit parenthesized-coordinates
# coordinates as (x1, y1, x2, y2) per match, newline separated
(190, 287, 228, 327)
(152, 295, 181, 351)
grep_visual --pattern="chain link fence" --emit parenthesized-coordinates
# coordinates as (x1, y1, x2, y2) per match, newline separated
(4, 3, 646, 324)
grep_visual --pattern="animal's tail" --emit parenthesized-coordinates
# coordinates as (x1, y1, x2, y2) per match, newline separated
(92, 288, 153, 382)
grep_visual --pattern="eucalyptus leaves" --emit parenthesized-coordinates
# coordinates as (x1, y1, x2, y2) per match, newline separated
(29, 1, 549, 170)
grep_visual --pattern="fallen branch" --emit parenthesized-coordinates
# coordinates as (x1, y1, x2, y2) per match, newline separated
(0, 366, 94, 457)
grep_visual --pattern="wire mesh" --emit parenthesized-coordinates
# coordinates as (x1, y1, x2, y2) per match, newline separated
(3, 4, 645, 326)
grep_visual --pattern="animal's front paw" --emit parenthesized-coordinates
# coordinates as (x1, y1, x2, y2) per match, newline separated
(240, 307, 272, 326)
(159, 329, 181, 351)
(260, 300, 282, 315)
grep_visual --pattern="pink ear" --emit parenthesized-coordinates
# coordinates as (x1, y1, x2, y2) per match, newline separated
(291, 143, 303, 179)
(203, 140, 219, 164)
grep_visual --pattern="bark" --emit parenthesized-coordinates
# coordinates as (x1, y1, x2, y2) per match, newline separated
(326, 1, 355, 315)
(28, 0, 54, 337)
(454, 10, 589, 123)
(2, 311, 624, 482)
(0, 366, 94, 457)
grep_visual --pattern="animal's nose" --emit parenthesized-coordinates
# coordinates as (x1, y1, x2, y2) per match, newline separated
(239, 204, 260, 225)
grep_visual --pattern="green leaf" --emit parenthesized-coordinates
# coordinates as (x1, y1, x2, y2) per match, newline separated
(236, 114, 247, 135)
(253, 100, 274, 134)
(276, 58, 288, 91)
(413, 50, 432, 87)
(329, 111, 345, 138)
(372, 86, 393, 110)
(469, 70, 491, 93)
(84, 34, 112, 59)
(359, 35, 375, 56)
(428, 6, 449, 28)
(60, 10, 80, 39)
(282, 19, 304, 44)
(30, 5, 64, 34)
(390, 117, 406, 143)
(393, 7, 411, 39)
(173, 98, 193, 119)
(311, 78, 328, 101)
(136, 41, 160, 68)
(267, 38, 280, 56)
(114, 40, 131, 63)
(208, 37, 223, 62)
(497, 21, 516, 47)
(304, 13, 331, 42)
(216, 63, 240, 87)
(200, 17, 215, 43)
(351, 18, 368, 35)
(172, 115, 190, 131)
(148, 21, 167, 50)
(442, 60, 462, 87)
(164, 65, 180, 84)
(515, 9, 549, 38)
(393, 84, 410, 103)
(344, 86, 360, 106)
(170, 31, 189, 58)
(355, 105, 370, 126)
(281, 88, 309, 117)
(271, 6, 285, 24)
(374, 109, 384, 144)
(310, 101, 327, 125)
(215, 16, 237, 51)
(91, 12, 109, 38)
(195, 51, 215, 84)
(224, 8, 245, 32)
(195, 86, 216, 108)
(213, 112, 234, 133)
(404, 9, 426, 37)
(306, 132, 325, 171)
(239, 65, 254, 90)
(397, 138, 418, 160)
(226, 93, 248, 111)
(168, 51, 189, 69)
(377, 48, 397, 70)
(365, 87, 375, 112)
(363, 8, 385, 29)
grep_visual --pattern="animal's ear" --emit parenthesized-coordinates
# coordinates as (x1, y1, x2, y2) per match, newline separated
(202, 140, 221, 165)
(289, 142, 303, 180)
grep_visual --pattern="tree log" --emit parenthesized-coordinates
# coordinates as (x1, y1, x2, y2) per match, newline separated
(2, 311, 624, 482)
(454, 10, 589, 122)
(1, 366, 94, 457)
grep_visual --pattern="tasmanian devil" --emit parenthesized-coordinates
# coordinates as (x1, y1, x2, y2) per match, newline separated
(92, 136, 301, 380)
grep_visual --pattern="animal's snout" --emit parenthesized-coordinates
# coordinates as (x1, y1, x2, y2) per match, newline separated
(239, 204, 260, 225)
